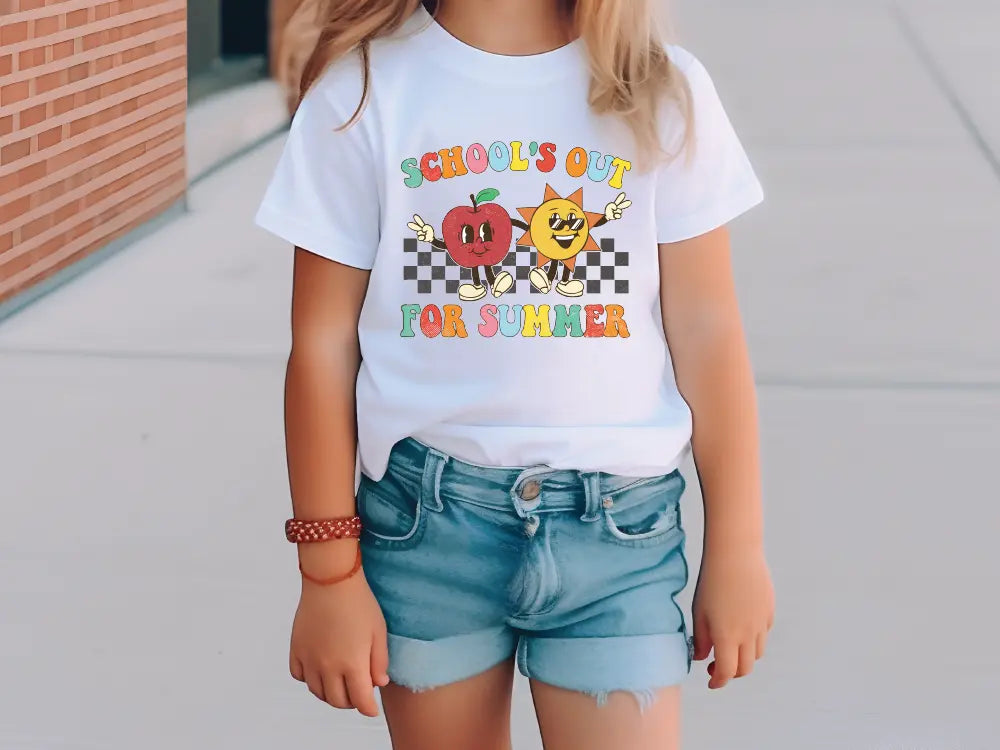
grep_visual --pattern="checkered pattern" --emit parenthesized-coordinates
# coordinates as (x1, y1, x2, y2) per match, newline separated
(402, 237, 629, 295)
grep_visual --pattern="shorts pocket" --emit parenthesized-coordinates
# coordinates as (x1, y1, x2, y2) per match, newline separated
(357, 472, 426, 550)
(602, 471, 685, 548)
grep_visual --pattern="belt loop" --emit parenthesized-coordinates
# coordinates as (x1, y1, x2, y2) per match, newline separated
(578, 471, 602, 522)
(421, 446, 448, 513)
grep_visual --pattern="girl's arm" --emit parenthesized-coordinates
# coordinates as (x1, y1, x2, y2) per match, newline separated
(286, 247, 366, 572)
(285, 247, 389, 716)
(659, 226, 775, 689)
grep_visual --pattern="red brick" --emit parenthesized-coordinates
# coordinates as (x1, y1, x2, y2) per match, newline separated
(38, 176, 70, 204)
(37, 125, 62, 149)
(18, 161, 47, 188)
(21, 212, 55, 242)
(94, 55, 114, 73)
(144, 124, 183, 151)
(135, 78, 183, 108)
(53, 198, 82, 226)
(83, 29, 106, 50)
(1, 22, 29, 45)
(18, 46, 48, 70)
(52, 39, 75, 60)
(0, 196, 32, 223)
(52, 94, 75, 115)
(65, 215, 95, 242)
(66, 8, 89, 27)
(68, 112, 92, 136)
(95, 2, 113, 20)
(18, 104, 47, 128)
(36, 69, 68, 93)
(68, 61, 91, 83)
(119, 97, 138, 116)
(154, 32, 185, 52)
(20, 0, 47, 9)
(0, 116, 12, 137)
(32, 15, 60, 37)
(0, 81, 30, 106)
(122, 41, 155, 64)
(1, 138, 31, 166)
(0, 55, 11, 77)
(0, 233, 12, 255)
(117, 0, 134, 12)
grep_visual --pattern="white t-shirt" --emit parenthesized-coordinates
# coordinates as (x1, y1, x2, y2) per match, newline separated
(255, 5, 763, 482)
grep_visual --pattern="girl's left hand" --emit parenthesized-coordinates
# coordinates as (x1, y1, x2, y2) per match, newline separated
(691, 544, 774, 689)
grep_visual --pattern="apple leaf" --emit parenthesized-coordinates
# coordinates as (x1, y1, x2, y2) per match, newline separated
(475, 188, 500, 204)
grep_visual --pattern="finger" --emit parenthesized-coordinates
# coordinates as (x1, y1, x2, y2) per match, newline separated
(411, 214, 425, 227)
(370, 631, 390, 688)
(708, 640, 738, 689)
(756, 630, 768, 660)
(407, 222, 422, 231)
(304, 668, 326, 702)
(735, 641, 755, 678)
(324, 673, 352, 709)
(692, 617, 712, 661)
(618, 199, 632, 209)
(346, 669, 379, 717)
(614, 192, 627, 205)
(289, 654, 305, 682)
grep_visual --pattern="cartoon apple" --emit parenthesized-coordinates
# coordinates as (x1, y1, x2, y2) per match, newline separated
(440, 188, 512, 269)
(408, 188, 522, 301)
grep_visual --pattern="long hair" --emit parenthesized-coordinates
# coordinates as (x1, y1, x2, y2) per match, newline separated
(277, 0, 692, 159)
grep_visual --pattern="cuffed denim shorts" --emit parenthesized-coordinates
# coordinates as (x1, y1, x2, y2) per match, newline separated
(358, 438, 692, 708)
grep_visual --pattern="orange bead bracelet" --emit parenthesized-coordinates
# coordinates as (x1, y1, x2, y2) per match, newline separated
(285, 515, 362, 543)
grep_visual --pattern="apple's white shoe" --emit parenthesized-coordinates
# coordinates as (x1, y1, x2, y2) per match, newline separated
(555, 279, 585, 297)
(491, 271, 514, 297)
(459, 283, 487, 301)
(529, 267, 551, 293)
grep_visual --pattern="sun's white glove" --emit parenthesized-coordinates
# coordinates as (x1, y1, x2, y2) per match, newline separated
(603, 192, 632, 222)
(407, 214, 435, 243)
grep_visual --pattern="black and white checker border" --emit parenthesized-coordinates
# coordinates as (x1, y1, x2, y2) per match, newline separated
(402, 237, 629, 295)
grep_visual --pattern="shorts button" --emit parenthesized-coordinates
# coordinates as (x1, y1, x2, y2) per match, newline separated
(520, 480, 541, 501)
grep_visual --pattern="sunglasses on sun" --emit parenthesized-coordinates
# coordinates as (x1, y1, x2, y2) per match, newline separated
(547, 213, 586, 232)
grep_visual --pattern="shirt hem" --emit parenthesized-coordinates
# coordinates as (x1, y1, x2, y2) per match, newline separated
(656, 179, 765, 244)
(254, 204, 376, 271)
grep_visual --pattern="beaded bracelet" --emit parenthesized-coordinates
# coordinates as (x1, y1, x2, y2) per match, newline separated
(285, 515, 362, 543)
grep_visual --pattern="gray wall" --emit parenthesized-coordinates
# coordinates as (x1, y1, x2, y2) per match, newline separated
(187, 0, 221, 77)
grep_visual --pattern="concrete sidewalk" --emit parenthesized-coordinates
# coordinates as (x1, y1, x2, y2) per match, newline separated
(1, 1, 998, 748)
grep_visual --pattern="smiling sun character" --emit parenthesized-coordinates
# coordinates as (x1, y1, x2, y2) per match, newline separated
(516, 184, 631, 297)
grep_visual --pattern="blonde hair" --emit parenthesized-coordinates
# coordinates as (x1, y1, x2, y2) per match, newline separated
(277, 0, 692, 159)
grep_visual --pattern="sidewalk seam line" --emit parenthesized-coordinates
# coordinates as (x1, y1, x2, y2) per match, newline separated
(890, 2, 1000, 185)
(189, 122, 290, 188)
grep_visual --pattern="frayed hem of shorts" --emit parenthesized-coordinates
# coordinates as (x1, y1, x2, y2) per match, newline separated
(387, 677, 439, 694)
(590, 687, 660, 714)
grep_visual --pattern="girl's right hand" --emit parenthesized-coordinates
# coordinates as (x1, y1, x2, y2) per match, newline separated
(289, 547, 390, 717)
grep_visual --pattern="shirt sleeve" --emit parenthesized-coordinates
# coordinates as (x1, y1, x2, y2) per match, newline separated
(254, 67, 380, 270)
(654, 49, 764, 244)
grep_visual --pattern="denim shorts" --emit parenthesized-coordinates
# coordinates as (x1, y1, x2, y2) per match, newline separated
(358, 438, 692, 708)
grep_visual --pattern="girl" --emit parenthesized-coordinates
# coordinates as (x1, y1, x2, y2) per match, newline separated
(257, 1, 774, 748)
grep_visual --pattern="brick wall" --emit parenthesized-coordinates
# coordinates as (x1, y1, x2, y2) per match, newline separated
(0, 0, 187, 304)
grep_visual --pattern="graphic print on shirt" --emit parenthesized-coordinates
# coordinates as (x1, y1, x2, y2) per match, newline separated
(407, 188, 518, 302)
(515, 184, 631, 298)
(399, 140, 634, 339)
